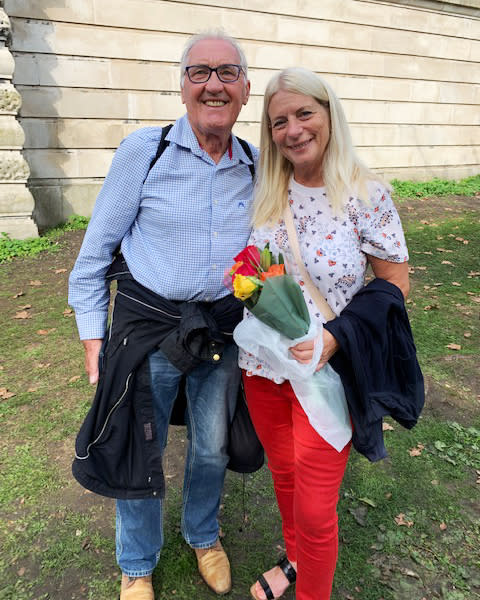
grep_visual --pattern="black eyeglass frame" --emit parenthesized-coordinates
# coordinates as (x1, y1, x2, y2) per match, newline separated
(184, 64, 245, 84)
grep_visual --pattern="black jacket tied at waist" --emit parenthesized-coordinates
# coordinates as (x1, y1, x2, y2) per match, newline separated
(325, 278, 424, 462)
(72, 277, 243, 499)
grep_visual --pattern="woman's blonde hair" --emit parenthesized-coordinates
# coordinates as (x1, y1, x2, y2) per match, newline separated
(253, 67, 384, 227)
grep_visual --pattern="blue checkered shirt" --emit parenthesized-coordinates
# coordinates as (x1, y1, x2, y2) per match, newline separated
(68, 114, 257, 340)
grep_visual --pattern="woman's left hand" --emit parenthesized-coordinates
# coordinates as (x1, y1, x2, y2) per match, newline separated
(290, 328, 340, 371)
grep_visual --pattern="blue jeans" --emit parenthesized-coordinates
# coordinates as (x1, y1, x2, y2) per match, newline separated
(116, 343, 239, 576)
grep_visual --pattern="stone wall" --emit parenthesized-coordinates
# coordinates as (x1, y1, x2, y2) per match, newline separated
(4, 0, 480, 231)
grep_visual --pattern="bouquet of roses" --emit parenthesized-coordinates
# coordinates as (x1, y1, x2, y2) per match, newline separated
(224, 244, 311, 340)
(226, 243, 352, 453)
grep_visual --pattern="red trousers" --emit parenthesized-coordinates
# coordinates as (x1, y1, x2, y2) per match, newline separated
(243, 373, 350, 600)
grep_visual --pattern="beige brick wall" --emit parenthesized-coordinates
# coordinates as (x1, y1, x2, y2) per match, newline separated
(5, 0, 480, 227)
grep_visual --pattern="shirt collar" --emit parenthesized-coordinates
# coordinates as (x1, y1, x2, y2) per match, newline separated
(168, 115, 250, 165)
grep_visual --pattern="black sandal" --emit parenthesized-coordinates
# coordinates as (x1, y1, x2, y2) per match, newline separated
(250, 556, 297, 600)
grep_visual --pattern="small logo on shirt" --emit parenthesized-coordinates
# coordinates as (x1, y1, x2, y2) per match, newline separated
(238, 201, 245, 208)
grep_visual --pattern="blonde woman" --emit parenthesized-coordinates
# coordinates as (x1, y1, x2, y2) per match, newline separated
(240, 68, 410, 600)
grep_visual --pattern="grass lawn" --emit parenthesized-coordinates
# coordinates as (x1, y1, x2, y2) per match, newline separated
(0, 190, 479, 599)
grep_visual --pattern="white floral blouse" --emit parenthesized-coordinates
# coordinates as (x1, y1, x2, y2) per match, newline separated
(239, 177, 409, 383)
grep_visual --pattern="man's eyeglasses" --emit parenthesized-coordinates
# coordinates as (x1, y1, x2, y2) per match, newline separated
(185, 64, 244, 84)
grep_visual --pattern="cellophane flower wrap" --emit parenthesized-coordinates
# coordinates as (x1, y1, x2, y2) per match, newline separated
(224, 244, 311, 340)
(225, 243, 352, 453)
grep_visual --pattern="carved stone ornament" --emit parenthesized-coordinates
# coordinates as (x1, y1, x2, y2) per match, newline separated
(0, 7, 11, 44)
(0, 85, 21, 113)
(0, 151, 30, 181)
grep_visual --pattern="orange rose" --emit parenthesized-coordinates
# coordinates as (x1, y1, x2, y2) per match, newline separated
(260, 264, 285, 281)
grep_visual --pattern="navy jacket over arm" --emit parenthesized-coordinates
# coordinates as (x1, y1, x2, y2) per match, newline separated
(324, 278, 424, 462)
(72, 277, 243, 499)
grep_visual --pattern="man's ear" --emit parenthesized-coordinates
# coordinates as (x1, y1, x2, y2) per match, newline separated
(181, 86, 186, 105)
(243, 79, 251, 105)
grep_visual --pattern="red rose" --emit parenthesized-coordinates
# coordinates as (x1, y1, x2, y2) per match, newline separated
(233, 245, 261, 275)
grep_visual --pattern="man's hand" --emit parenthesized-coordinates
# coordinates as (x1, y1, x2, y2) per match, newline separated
(82, 338, 103, 385)
(289, 328, 339, 371)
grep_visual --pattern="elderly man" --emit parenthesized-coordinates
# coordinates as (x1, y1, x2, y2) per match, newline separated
(68, 31, 256, 599)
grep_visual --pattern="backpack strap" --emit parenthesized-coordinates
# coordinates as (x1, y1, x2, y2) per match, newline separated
(236, 136, 255, 180)
(144, 123, 174, 181)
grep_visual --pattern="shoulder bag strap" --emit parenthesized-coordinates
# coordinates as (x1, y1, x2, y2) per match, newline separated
(283, 204, 336, 322)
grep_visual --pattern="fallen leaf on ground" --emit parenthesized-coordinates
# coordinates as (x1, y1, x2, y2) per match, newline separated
(81, 537, 91, 550)
(399, 567, 420, 578)
(359, 497, 377, 508)
(464, 332, 472, 338)
(36, 328, 57, 336)
(17, 567, 25, 576)
(451, 282, 461, 286)
(446, 343, 461, 350)
(68, 375, 81, 383)
(382, 422, 394, 431)
(18, 304, 32, 310)
(63, 308, 73, 317)
(13, 311, 31, 320)
(415, 266, 427, 270)
(27, 387, 38, 393)
(395, 513, 414, 527)
(29, 280, 42, 286)
(349, 505, 368, 527)
(54, 268, 67, 274)
(0, 388, 15, 399)
(36, 362, 51, 369)
(439, 522, 447, 531)
(409, 443, 425, 457)
(13, 291, 24, 298)
(441, 260, 453, 265)
(471, 297, 480, 303)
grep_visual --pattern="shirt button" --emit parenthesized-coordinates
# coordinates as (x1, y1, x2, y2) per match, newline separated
(205, 296, 211, 301)
(213, 231, 218, 237)
(214, 199, 218, 205)
(212, 264, 217, 270)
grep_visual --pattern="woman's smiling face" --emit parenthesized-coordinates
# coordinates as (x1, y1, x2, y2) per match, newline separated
(268, 89, 330, 184)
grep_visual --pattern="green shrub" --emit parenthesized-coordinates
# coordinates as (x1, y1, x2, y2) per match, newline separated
(391, 175, 480, 198)
(0, 215, 89, 263)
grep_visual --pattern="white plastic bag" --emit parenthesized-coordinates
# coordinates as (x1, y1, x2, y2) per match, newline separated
(234, 317, 352, 452)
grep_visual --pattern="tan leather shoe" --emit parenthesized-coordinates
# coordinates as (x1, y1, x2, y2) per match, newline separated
(120, 574, 154, 600)
(195, 539, 232, 595)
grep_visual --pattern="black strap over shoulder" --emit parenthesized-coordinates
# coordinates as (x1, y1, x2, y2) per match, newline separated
(237, 136, 255, 180)
(144, 123, 174, 181)
(145, 123, 255, 181)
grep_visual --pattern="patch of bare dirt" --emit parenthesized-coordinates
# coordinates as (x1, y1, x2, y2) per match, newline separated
(396, 194, 479, 225)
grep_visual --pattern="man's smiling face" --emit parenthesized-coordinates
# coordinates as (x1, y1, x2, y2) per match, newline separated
(181, 38, 250, 141)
